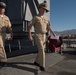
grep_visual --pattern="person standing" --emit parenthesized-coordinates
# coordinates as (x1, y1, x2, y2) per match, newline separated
(0, 2, 13, 67)
(28, 2, 55, 71)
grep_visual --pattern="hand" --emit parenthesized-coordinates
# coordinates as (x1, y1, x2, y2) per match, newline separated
(28, 35, 33, 41)
(10, 32, 13, 39)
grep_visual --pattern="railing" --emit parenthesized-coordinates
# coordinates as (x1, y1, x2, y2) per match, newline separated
(63, 39, 76, 48)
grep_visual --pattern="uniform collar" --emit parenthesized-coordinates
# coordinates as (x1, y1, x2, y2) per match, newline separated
(0, 14, 4, 18)
(41, 16, 43, 18)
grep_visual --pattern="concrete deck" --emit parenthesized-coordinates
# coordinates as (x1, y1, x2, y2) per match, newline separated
(0, 53, 65, 75)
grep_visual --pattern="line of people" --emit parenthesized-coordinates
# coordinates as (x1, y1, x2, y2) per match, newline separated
(0, 2, 56, 71)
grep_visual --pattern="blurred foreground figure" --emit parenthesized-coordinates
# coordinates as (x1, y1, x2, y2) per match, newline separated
(0, 2, 13, 67)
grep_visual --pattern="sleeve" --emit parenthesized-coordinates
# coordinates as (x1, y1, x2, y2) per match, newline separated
(47, 20, 50, 27)
(29, 16, 36, 27)
(6, 17, 12, 27)
(47, 20, 52, 31)
(44, 16, 50, 27)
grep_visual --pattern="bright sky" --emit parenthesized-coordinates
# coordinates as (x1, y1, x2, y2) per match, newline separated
(50, 0, 76, 31)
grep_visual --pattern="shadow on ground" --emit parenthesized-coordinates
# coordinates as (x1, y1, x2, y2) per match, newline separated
(57, 71, 76, 75)
(1, 62, 38, 75)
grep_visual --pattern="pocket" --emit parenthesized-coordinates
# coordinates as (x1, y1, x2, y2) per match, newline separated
(44, 20, 48, 24)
